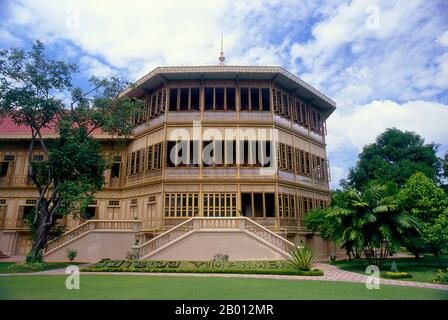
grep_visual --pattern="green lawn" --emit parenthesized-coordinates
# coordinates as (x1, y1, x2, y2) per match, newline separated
(0, 275, 446, 300)
(333, 255, 448, 283)
(0, 262, 83, 274)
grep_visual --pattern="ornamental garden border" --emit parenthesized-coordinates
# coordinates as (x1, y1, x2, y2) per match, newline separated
(81, 259, 324, 276)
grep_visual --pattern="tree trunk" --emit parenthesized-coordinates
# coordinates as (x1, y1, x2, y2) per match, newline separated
(28, 205, 55, 263)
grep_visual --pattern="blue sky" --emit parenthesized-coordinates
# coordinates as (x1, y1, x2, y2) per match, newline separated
(1, 0, 447, 188)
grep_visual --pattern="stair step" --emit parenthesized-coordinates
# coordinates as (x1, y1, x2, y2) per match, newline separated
(0, 250, 10, 259)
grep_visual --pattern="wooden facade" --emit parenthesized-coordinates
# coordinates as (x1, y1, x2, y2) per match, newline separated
(0, 66, 336, 256)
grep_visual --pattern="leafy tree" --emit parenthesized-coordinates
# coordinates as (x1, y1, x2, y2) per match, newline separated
(0, 41, 142, 262)
(423, 211, 448, 259)
(442, 151, 448, 193)
(343, 128, 441, 190)
(304, 208, 334, 241)
(399, 172, 448, 264)
(443, 151, 448, 179)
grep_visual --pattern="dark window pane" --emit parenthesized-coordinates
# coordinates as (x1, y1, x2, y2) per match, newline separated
(250, 88, 260, 111)
(241, 193, 252, 217)
(0, 162, 9, 177)
(253, 193, 263, 217)
(215, 87, 224, 110)
(86, 206, 97, 219)
(226, 87, 235, 110)
(240, 88, 249, 110)
(283, 94, 289, 116)
(169, 89, 177, 111)
(265, 193, 275, 217)
(111, 163, 120, 178)
(190, 87, 200, 110)
(204, 87, 214, 110)
(179, 88, 189, 110)
(261, 88, 270, 111)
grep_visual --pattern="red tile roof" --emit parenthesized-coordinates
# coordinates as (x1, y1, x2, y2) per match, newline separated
(0, 115, 105, 137)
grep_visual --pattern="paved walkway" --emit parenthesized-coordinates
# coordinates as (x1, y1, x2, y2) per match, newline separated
(1, 262, 447, 291)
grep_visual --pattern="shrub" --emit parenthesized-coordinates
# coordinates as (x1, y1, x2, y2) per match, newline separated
(80, 267, 323, 276)
(382, 271, 413, 279)
(126, 251, 140, 260)
(287, 246, 317, 271)
(66, 249, 77, 262)
(8, 262, 48, 271)
(431, 268, 448, 284)
(213, 254, 229, 262)
(26, 249, 43, 264)
(329, 252, 337, 265)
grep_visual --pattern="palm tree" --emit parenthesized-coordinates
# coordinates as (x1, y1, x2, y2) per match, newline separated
(329, 185, 419, 268)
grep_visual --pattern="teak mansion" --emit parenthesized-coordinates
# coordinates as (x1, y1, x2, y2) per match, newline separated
(0, 65, 337, 261)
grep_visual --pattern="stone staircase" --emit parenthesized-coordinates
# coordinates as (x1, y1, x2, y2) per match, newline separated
(42, 217, 297, 262)
(44, 220, 142, 256)
(132, 217, 296, 260)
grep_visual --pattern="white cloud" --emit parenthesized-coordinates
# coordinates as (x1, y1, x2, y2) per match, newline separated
(329, 165, 346, 189)
(290, 0, 448, 108)
(2, 0, 318, 80)
(0, 28, 23, 47)
(438, 30, 448, 47)
(79, 56, 117, 78)
(327, 100, 448, 154)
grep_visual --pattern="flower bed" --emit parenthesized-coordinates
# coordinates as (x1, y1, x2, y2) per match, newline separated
(81, 259, 324, 276)
(382, 271, 413, 279)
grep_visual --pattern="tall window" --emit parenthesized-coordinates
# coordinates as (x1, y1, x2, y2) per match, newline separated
(144, 87, 167, 121)
(226, 87, 236, 110)
(250, 88, 260, 110)
(0, 155, 14, 177)
(204, 87, 214, 110)
(203, 193, 236, 217)
(111, 156, 121, 178)
(147, 142, 162, 170)
(241, 192, 276, 218)
(179, 88, 189, 110)
(204, 87, 236, 111)
(278, 193, 297, 219)
(261, 88, 271, 111)
(240, 87, 269, 111)
(190, 88, 200, 110)
(240, 88, 249, 110)
(169, 87, 201, 111)
(215, 87, 225, 110)
(169, 88, 178, 111)
(164, 193, 199, 217)
(277, 143, 293, 171)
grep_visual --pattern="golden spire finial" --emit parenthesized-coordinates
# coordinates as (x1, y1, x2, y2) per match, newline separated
(219, 33, 225, 65)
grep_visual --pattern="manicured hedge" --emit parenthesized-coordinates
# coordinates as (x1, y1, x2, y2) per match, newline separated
(80, 266, 323, 276)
